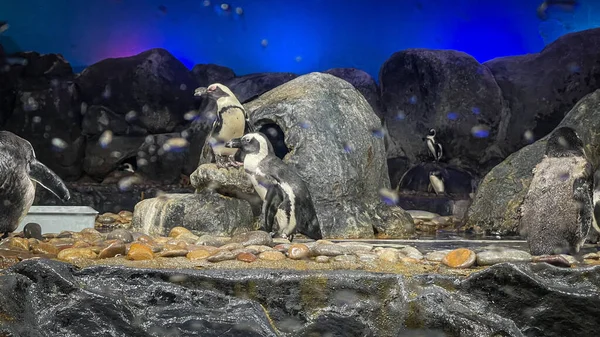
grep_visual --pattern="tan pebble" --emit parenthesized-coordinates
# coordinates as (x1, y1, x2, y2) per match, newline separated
(273, 244, 291, 252)
(272, 238, 291, 245)
(158, 249, 189, 258)
(378, 249, 399, 263)
(219, 242, 245, 251)
(188, 245, 219, 253)
(401, 257, 421, 264)
(333, 255, 357, 263)
(98, 242, 127, 259)
(583, 252, 600, 260)
(207, 250, 236, 262)
(136, 234, 155, 245)
(153, 237, 171, 245)
(187, 249, 213, 260)
(237, 252, 257, 262)
(287, 244, 310, 260)
(96, 215, 116, 224)
(442, 248, 476, 268)
(169, 226, 191, 238)
(259, 251, 286, 261)
(165, 239, 188, 250)
(246, 245, 274, 253)
(42, 233, 58, 239)
(127, 243, 154, 260)
(177, 232, 200, 244)
(315, 240, 334, 245)
(118, 210, 133, 218)
(31, 241, 58, 255)
(57, 248, 97, 261)
(315, 255, 330, 263)
(72, 241, 91, 248)
(81, 228, 102, 235)
(9, 238, 30, 251)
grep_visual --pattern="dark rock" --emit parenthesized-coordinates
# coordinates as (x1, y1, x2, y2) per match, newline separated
(467, 89, 600, 235)
(191, 63, 235, 87)
(398, 162, 477, 197)
(4, 80, 84, 180)
(379, 49, 509, 176)
(484, 27, 600, 154)
(225, 72, 297, 103)
(230, 231, 273, 247)
(532, 255, 572, 268)
(8, 51, 73, 78)
(82, 135, 146, 179)
(23, 223, 42, 240)
(106, 229, 133, 243)
(323, 67, 382, 119)
(245, 72, 414, 238)
(136, 133, 187, 184)
(75, 48, 197, 133)
(181, 115, 213, 175)
(81, 105, 148, 137)
(387, 157, 411, 189)
(131, 191, 254, 237)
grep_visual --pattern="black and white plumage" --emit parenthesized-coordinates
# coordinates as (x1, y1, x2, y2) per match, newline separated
(0, 131, 70, 238)
(195, 83, 254, 168)
(424, 128, 443, 162)
(428, 170, 445, 195)
(591, 169, 600, 235)
(225, 133, 322, 241)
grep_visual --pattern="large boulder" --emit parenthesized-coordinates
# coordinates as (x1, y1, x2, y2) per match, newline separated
(83, 135, 146, 179)
(131, 191, 255, 237)
(323, 67, 382, 119)
(245, 72, 414, 238)
(224, 72, 297, 103)
(136, 133, 188, 184)
(191, 63, 235, 87)
(379, 49, 510, 177)
(75, 48, 197, 133)
(467, 89, 600, 235)
(484, 28, 600, 154)
(7, 51, 73, 79)
(81, 105, 148, 137)
(3, 79, 84, 180)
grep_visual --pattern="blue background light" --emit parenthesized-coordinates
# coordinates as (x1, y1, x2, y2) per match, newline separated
(0, 0, 597, 79)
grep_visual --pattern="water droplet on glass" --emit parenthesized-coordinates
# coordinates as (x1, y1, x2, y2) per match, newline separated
(471, 124, 490, 138)
(295, 56, 302, 62)
(235, 7, 243, 15)
(471, 107, 480, 115)
(371, 128, 386, 139)
(558, 171, 570, 181)
(142, 105, 150, 114)
(80, 102, 88, 115)
(118, 176, 142, 192)
(44, 125, 52, 132)
(343, 142, 354, 153)
(179, 83, 187, 91)
(395, 111, 406, 120)
(102, 85, 111, 99)
(408, 95, 417, 104)
(203, 0, 211, 6)
(50, 79, 59, 87)
(110, 151, 122, 158)
(447, 112, 458, 120)
(220, 3, 230, 11)
(51, 138, 68, 151)
(145, 135, 155, 144)
(299, 120, 311, 129)
(379, 188, 399, 206)
(125, 110, 137, 122)
(261, 39, 268, 48)
(169, 274, 188, 283)
(99, 130, 113, 148)
(3, 200, 11, 206)
(558, 136, 568, 148)
(23, 96, 39, 111)
(137, 158, 149, 167)
(524, 130, 535, 143)
(32, 116, 42, 124)
(163, 138, 189, 152)
(184, 111, 199, 121)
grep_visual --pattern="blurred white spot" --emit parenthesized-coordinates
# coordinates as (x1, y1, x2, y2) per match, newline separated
(51, 138, 68, 151)
(299, 120, 311, 129)
(371, 127, 386, 139)
(470, 124, 490, 138)
(102, 85, 111, 99)
(118, 176, 143, 191)
(261, 39, 269, 47)
(142, 105, 150, 114)
(125, 110, 137, 122)
(80, 102, 88, 115)
(343, 142, 354, 153)
(3, 200, 11, 206)
(23, 96, 39, 112)
(220, 3, 229, 10)
(203, 0, 211, 6)
(235, 7, 243, 15)
(184, 111, 199, 121)
(44, 125, 52, 132)
(558, 136, 568, 148)
(169, 274, 188, 283)
(295, 56, 302, 62)
(379, 188, 399, 206)
(32, 116, 42, 124)
(145, 135, 155, 144)
(180, 130, 190, 139)
(179, 83, 187, 91)
(99, 130, 113, 148)
(110, 151, 122, 158)
(524, 130, 534, 143)
(395, 111, 406, 121)
(50, 79, 59, 87)
(137, 158, 149, 167)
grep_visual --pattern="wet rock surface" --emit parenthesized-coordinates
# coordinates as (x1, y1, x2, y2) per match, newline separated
(323, 67, 382, 119)
(224, 72, 297, 103)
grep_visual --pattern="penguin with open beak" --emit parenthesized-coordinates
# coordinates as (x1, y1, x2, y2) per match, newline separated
(195, 83, 254, 168)
(0, 131, 70, 238)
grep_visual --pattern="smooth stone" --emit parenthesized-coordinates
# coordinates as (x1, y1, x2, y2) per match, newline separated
(378, 249, 399, 263)
(230, 248, 256, 256)
(425, 250, 454, 262)
(98, 242, 127, 259)
(72, 241, 91, 248)
(30, 241, 58, 255)
(23, 223, 43, 240)
(164, 240, 188, 250)
(401, 257, 421, 264)
(127, 243, 154, 260)
(169, 226, 191, 238)
(97, 215, 117, 224)
(259, 251, 286, 261)
(81, 228, 102, 236)
(106, 229, 134, 243)
(398, 246, 424, 260)
(406, 210, 440, 220)
(57, 248, 97, 261)
(177, 232, 201, 244)
(246, 245, 274, 253)
(311, 244, 348, 256)
(316, 240, 334, 245)
(230, 231, 273, 247)
(584, 252, 600, 260)
(337, 242, 374, 253)
(119, 210, 133, 218)
(42, 233, 59, 239)
(158, 249, 189, 257)
(356, 252, 378, 263)
(219, 243, 245, 251)
(207, 250, 236, 262)
(287, 244, 310, 260)
(237, 252, 257, 263)
(441, 248, 476, 268)
(8, 238, 30, 251)
(187, 249, 213, 260)
(560, 254, 578, 265)
(153, 237, 171, 245)
(333, 255, 358, 263)
(272, 238, 291, 245)
(197, 235, 230, 247)
(136, 234, 155, 244)
(476, 249, 532, 266)
(57, 231, 74, 238)
(315, 255, 330, 263)
(532, 255, 572, 268)
(273, 244, 291, 253)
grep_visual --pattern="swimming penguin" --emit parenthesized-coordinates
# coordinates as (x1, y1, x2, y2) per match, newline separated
(0, 131, 70, 238)
(428, 170, 445, 195)
(424, 128, 443, 162)
(195, 83, 254, 168)
(520, 126, 593, 256)
(225, 133, 322, 241)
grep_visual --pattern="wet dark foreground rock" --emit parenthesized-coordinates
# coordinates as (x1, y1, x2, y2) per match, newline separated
(0, 259, 598, 337)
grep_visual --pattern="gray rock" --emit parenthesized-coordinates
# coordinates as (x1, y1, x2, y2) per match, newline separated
(355, 252, 378, 263)
(207, 250, 236, 262)
(311, 243, 349, 257)
(379, 49, 509, 175)
(398, 246, 423, 260)
(333, 255, 358, 263)
(106, 229, 134, 243)
(81, 105, 148, 137)
(467, 89, 600, 235)
(336, 242, 374, 253)
(4, 80, 84, 180)
(225, 72, 297, 103)
(484, 28, 600, 155)
(131, 191, 254, 237)
(425, 250, 453, 262)
(323, 67, 382, 119)
(191, 64, 235, 87)
(196, 234, 230, 247)
(245, 72, 414, 238)
(476, 249, 532, 266)
(406, 210, 441, 221)
(314, 255, 330, 263)
(83, 135, 146, 179)
(230, 231, 273, 247)
(75, 48, 197, 133)
(136, 133, 187, 184)
(9, 51, 73, 78)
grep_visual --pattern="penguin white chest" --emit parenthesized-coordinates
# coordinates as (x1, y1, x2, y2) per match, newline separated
(213, 109, 246, 157)
(429, 175, 445, 195)
(18, 179, 36, 224)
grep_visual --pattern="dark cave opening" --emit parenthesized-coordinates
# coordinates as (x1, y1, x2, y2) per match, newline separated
(258, 123, 289, 160)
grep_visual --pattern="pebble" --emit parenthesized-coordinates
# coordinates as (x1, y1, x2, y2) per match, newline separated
(272, 238, 291, 245)
(177, 232, 201, 244)
(311, 244, 348, 256)
(106, 229, 134, 243)
(442, 248, 476, 268)
(584, 252, 600, 260)
(333, 255, 358, 263)
(378, 249, 399, 263)
(23, 223, 43, 240)
(406, 210, 440, 220)
(208, 250, 236, 262)
(169, 226, 191, 238)
(197, 235, 230, 247)
(219, 242, 245, 251)
(259, 251, 286, 261)
(98, 242, 126, 259)
(246, 245, 274, 253)
(30, 241, 58, 255)
(57, 248, 97, 261)
(398, 246, 423, 260)
(476, 249, 532, 266)
(57, 231, 74, 238)
(237, 252, 257, 263)
(187, 249, 213, 260)
(356, 252, 378, 263)
(231, 231, 273, 247)
(425, 250, 453, 262)
(287, 244, 310, 260)
(96, 215, 117, 225)
(42, 233, 58, 239)
(273, 244, 291, 253)
(158, 249, 189, 258)
(127, 243, 154, 260)
(337, 242, 374, 253)
(532, 255, 572, 268)
(315, 256, 330, 263)
(9, 238, 29, 251)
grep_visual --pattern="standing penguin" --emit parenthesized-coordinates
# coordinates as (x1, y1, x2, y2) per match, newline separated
(520, 127, 593, 256)
(428, 170, 445, 195)
(225, 133, 322, 241)
(195, 83, 254, 168)
(0, 131, 70, 238)
(590, 169, 600, 238)
(424, 128, 443, 162)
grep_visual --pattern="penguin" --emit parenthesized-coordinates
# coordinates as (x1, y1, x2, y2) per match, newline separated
(590, 169, 600, 235)
(0, 131, 70, 238)
(520, 126, 593, 256)
(101, 162, 142, 185)
(224, 132, 322, 241)
(428, 170, 445, 195)
(424, 128, 443, 162)
(195, 83, 254, 168)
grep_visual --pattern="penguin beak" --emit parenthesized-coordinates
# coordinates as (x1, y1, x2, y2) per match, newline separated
(29, 160, 71, 202)
(194, 87, 208, 97)
(225, 138, 242, 149)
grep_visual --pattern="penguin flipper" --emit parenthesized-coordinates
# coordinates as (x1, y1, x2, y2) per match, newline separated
(264, 184, 285, 234)
(244, 115, 255, 133)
